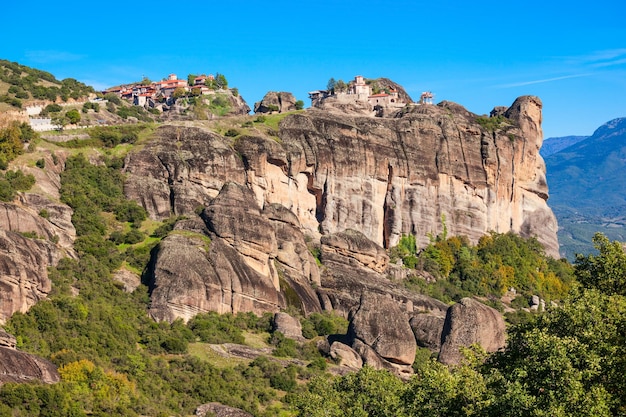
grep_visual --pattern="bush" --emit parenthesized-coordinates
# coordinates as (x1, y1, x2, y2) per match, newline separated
(187, 312, 245, 344)
(35, 158, 45, 168)
(224, 128, 239, 137)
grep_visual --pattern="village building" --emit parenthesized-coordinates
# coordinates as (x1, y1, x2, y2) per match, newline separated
(310, 75, 412, 116)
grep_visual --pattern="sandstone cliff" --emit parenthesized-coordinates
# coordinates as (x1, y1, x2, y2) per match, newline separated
(125, 95, 553, 369)
(126, 95, 558, 257)
(0, 150, 75, 323)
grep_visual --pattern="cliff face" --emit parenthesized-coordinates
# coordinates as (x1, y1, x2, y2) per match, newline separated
(0, 151, 75, 323)
(126, 96, 558, 258)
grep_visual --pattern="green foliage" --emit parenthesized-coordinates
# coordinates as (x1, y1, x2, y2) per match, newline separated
(65, 108, 81, 124)
(398, 231, 574, 303)
(116, 105, 153, 122)
(0, 60, 94, 103)
(224, 128, 239, 137)
(208, 93, 231, 116)
(87, 124, 146, 148)
(188, 312, 246, 344)
(35, 158, 45, 168)
(300, 312, 349, 339)
(295, 99, 304, 110)
(103, 93, 122, 105)
(270, 332, 298, 357)
(574, 232, 626, 295)
(485, 288, 625, 416)
(0, 122, 37, 168)
(475, 115, 509, 132)
(0, 169, 36, 201)
(291, 366, 405, 417)
(82, 101, 100, 113)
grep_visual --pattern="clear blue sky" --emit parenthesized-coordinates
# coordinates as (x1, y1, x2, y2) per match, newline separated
(3, 0, 625, 139)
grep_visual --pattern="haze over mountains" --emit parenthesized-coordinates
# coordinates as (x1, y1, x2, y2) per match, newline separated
(544, 117, 626, 258)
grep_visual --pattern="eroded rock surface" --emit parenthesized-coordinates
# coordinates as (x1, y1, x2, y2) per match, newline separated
(148, 183, 322, 322)
(126, 96, 559, 258)
(347, 293, 416, 374)
(0, 331, 59, 385)
(195, 402, 253, 417)
(0, 230, 59, 323)
(254, 91, 298, 114)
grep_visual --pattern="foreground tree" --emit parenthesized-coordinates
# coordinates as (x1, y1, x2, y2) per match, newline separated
(574, 232, 626, 296)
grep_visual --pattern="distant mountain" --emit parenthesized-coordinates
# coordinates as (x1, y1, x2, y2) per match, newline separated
(545, 117, 626, 259)
(540, 135, 588, 158)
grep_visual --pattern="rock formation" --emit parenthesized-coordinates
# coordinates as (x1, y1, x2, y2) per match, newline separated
(0, 148, 76, 322)
(147, 183, 322, 323)
(438, 297, 507, 365)
(125, 96, 559, 258)
(0, 229, 59, 323)
(254, 91, 298, 114)
(347, 293, 416, 376)
(0, 331, 60, 385)
(272, 312, 304, 341)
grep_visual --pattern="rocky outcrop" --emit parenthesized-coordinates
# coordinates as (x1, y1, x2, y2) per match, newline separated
(124, 126, 247, 220)
(0, 199, 74, 252)
(346, 293, 416, 375)
(147, 183, 322, 323)
(321, 229, 388, 273)
(254, 91, 298, 114)
(0, 331, 59, 385)
(0, 229, 59, 323)
(0, 148, 75, 322)
(125, 95, 559, 258)
(316, 230, 449, 319)
(438, 297, 506, 365)
(195, 402, 253, 417)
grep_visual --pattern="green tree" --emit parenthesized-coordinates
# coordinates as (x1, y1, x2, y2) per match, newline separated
(485, 288, 624, 416)
(172, 87, 186, 99)
(326, 77, 336, 93)
(214, 73, 228, 90)
(574, 232, 626, 296)
(66, 108, 81, 124)
(295, 99, 304, 110)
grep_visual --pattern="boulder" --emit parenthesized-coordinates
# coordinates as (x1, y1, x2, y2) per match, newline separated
(254, 91, 297, 114)
(438, 297, 506, 365)
(0, 345, 60, 385)
(409, 314, 446, 351)
(0, 330, 16, 349)
(321, 229, 388, 273)
(272, 312, 303, 341)
(347, 293, 416, 368)
(329, 341, 363, 369)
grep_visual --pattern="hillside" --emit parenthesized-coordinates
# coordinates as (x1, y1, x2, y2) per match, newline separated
(545, 117, 626, 258)
(0, 59, 94, 111)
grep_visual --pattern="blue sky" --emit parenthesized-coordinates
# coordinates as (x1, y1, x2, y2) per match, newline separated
(3, 0, 625, 139)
